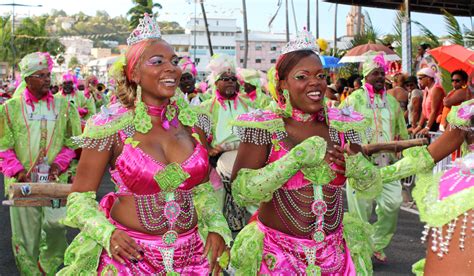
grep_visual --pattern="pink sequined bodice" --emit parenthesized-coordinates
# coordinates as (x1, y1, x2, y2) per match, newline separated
(111, 131, 209, 195)
(267, 140, 346, 190)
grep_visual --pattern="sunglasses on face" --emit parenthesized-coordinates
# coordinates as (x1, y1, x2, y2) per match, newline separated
(452, 79, 462, 83)
(218, 76, 237, 82)
(29, 73, 51, 79)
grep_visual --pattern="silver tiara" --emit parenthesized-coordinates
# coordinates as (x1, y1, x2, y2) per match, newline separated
(281, 29, 319, 55)
(127, 13, 162, 46)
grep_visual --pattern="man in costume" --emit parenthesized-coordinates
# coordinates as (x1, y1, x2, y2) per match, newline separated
(341, 51, 408, 262)
(237, 68, 270, 109)
(0, 52, 82, 274)
(177, 56, 198, 103)
(57, 72, 95, 122)
(200, 54, 251, 231)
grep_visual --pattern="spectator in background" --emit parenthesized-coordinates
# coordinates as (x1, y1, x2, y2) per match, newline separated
(438, 69, 471, 130)
(414, 43, 430, 72)
(353, 77, 362, 90)
(404, 76, 423, 128)
(411, 68, 445, 135)
(337, 78, 349, 101)
(325, 83, 340, 107)
(388, 73, 409, 117)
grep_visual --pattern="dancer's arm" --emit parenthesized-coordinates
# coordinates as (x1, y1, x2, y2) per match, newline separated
(231, 136, 327, 206)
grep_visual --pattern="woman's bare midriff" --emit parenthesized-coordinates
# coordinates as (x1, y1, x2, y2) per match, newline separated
(258, 185, 342, 237)
(109, 195, 198, 235)
(423, 209, 474, 276)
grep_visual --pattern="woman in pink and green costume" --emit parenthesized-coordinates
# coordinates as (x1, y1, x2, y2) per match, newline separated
(340, 51, 408, 262)
(229, 31, 381, 275)
(0, 52, 82, 275)
(58, 14, 231, 275)
(346, 99, 474, 275)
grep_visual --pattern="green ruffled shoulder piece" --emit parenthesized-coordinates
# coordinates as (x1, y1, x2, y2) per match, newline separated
(345, 152, 383, 199)
(57, 231, 103, 275)
(81, 103, 133, 139)
(74, 103, 134, 151)
(412, 171, 474, 227)
(343, 212, 374, 276)
(230, 221, 264, 275)
(329, 106, 370, 134)
(412, 258, 425, 276)
(230, 109, 287, 145)
(446, 99, 474, 129)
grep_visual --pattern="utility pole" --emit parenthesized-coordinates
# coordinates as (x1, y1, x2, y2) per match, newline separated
(333, 3, 338, 56)
(356, 6, 362, 35)
(315, 0, 319, 38)
(0, 1, 43, 76)
(285, 0, 289, 42)
(200, 0, 213, 56)
(307, 0, 310, 31)
(402, 0, 412, 74)
(242, 0, 249, 68)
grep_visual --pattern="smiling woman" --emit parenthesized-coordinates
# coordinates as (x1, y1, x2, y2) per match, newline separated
(58, 14, 231, 275)
(229, 30, 379, 275)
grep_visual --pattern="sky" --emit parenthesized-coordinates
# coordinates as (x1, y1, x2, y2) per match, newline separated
(2, 0, 472, 40)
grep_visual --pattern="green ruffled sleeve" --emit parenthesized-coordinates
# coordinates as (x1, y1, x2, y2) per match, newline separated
(380, 146, 434, 183)
(230, 222, 264, 275)
(193, 182, 233, 246)
(345, 152, 383, 199)
(61, 192, 116, 255)
(0, 103, 14, 150)
(447, 99, 474, 130)
(64, 102, 82, 149)
(412, 258, 425, 276)
(343, 212, 374, 276)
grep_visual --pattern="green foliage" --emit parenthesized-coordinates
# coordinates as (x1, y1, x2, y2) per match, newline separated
(127, 0, 162, 30)
(68, 56, 80, 69)
(0, 16, 13, 63)
(441, 9, 464, 46)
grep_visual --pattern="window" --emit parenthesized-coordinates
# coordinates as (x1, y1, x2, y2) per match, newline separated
(255, 59, 262, 63)
(240, 59, 244, 63)
(195, 58, 200, 65)
(255, 44, 262, 51)
(270, 44, 277, 51)
(270, 59, 276, 64)
(240, 45, 244, 50)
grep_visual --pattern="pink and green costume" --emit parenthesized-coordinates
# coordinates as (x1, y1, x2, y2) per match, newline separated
(341, 76, 409, 255)
(0, 88, 81, 274)
(229, 107, 380, 275)
(57, 72, 96, 122)
(353, 99, 474, 275)
(58, 98, 232, 275)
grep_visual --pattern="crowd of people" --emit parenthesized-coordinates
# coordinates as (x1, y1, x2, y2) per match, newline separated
(0, 13, 472, 275)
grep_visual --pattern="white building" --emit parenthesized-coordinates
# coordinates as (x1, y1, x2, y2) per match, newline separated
(235, 31, 287, 71)
(59, 37, 94, 67)
(163, 17, 240, 79)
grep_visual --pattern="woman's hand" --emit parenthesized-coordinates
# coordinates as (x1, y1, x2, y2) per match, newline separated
(15, 170, 29, 182)
(209, 145, 223, 157)
(410, 126, 422, 135)
(109, 229, 143, 265)
(326, 145, 345, 174)
(203, 232, 228, 275)
(418, 127, 430, 136)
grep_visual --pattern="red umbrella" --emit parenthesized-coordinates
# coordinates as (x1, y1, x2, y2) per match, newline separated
(428, 45, 474, 76)
(339, 43, 400, 63)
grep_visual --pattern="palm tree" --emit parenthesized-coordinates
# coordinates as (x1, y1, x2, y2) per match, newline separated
(15, 16, 64, 57)
(200, 1, 213, 56)
(127, 0, 162, 30)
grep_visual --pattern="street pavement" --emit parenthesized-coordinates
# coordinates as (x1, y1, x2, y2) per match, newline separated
(0, 173, 425, 275)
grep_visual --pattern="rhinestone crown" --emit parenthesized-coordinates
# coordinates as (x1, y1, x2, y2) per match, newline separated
(127, 13, 162, 46)
(281, 29, 319, 55)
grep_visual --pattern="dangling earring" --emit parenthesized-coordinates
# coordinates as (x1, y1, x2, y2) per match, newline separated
(133, 85, 152, 133)
(317, 96, 329, 123)
(281, 89, 293, 118)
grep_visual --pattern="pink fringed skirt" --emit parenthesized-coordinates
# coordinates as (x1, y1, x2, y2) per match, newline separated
(258, 220, 356, 275)
(97, 192, 209, 275)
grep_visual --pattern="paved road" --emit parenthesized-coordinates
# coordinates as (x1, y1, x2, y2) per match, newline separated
(0, 174, 425, 275)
